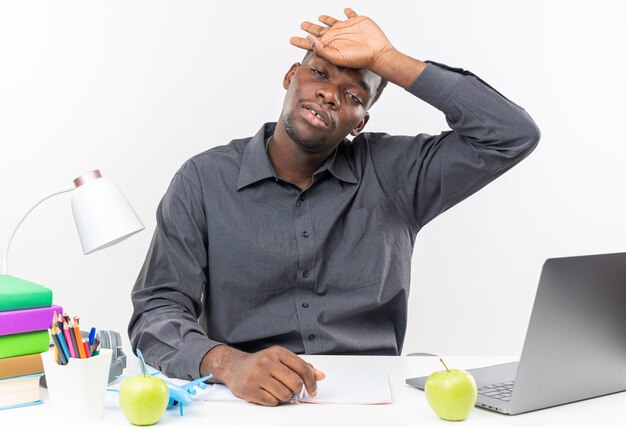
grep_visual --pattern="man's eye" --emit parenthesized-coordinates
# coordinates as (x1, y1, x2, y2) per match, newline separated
(311, 68, 325, 78)
(348, 93, 362, 105)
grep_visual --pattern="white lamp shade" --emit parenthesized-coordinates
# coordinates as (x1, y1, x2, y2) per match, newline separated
(71, 175, 144, 254)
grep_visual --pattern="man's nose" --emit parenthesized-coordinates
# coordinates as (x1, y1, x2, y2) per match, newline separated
(316, 85, 340, 109)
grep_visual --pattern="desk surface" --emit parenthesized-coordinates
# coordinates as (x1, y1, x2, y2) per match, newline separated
(1, 355, 623, 426)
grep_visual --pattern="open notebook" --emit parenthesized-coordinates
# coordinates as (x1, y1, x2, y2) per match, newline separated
(203, 372, 392, 405)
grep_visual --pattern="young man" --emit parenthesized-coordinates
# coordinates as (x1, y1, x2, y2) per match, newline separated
(129, 8, 540, 406)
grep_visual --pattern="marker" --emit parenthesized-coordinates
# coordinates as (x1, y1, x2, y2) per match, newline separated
(88, 327, 96, 348)
(91, 340, 101, 357)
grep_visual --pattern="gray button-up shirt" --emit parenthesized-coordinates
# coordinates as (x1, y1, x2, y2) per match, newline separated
(129, 62, 540, 380)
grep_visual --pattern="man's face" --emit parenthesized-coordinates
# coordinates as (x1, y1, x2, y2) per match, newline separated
(280, 54, 381, 154)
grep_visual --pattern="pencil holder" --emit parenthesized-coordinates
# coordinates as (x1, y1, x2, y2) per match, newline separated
(41, 348, 112, 423)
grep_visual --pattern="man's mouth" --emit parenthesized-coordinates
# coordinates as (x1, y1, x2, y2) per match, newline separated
(301, 104, 331, 129)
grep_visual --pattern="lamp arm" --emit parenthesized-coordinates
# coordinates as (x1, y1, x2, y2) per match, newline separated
(1, 184, 75, 275)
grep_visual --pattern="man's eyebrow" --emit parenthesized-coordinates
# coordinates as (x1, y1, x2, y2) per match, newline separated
(354, 77, 371, 95)
(335, 65, 371, 94)
(311, 58, 372, 95)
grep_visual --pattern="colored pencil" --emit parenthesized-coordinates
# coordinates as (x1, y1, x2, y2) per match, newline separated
(83, 340, 90, 358)
(71, 319, 86, 358)
(62, 321, 76, 358)
(67, 320, 80, 358)
(54, 326, 71, 362)
(50, 328, 69, 365)
(49, 329, 58, 364)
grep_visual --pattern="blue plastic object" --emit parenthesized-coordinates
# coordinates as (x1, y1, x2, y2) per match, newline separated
(109, 348, 213, 416)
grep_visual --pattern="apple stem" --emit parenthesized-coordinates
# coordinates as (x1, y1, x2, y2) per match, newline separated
(439, 358, 450, 373)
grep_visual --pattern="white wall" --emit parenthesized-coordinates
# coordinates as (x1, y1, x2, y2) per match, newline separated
(1, 1, 624, 357)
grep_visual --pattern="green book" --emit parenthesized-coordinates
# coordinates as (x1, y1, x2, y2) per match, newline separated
(0, 275, 52, 312)
(0, 331, 50, 359)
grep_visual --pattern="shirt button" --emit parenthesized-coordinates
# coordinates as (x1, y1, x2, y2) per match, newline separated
(302, 231, 309, 238)
(301, 302, 309, 308)
(308, 334, 315, 341)
(302, 270, 309, 278)
(299, 194, 306, 201)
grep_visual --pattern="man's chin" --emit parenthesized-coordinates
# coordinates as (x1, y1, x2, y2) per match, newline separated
(291, 130, 331, 153)
(293, 139, 329, 154)
(284, 117, 330, 153)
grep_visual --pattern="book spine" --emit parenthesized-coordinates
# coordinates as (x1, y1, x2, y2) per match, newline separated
(0, 330, 50, 359)
(0, 305, 63, 336)
(0, 290, 53, 312)
(0, 353, 44, 380)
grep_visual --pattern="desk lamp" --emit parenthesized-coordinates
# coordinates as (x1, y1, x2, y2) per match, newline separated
(0, 169, 144, 278)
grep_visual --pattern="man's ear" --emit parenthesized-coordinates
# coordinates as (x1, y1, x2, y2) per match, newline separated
(283, 63, 300, 89)
(350, 113, 370, 136)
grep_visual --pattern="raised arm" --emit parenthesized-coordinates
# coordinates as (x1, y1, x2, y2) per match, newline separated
(292, 8, 540, 229)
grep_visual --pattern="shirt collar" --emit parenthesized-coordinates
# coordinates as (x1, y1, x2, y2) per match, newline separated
(236, 123, 359, 191)
(236, 123, 277, 191)
(314, 141, 359, 185)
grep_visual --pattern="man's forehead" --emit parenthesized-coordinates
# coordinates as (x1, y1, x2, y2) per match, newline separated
(304, 53, 381, 96)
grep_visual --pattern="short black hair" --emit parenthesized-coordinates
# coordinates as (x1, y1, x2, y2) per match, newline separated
(302, 51, 388, 107)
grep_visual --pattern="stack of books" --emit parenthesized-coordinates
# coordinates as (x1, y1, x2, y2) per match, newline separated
(0, 274, 62, 410)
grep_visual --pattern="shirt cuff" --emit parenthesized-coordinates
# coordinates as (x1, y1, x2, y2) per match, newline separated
(173, 335, 223, 380)
(406, 61, 462, 111)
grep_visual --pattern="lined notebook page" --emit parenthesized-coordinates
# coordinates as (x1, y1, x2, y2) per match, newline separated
(203, 372, 392, 405)
(300, 372, 391, 404)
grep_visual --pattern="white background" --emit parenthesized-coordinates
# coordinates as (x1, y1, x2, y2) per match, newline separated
(1, 1, 624, 358)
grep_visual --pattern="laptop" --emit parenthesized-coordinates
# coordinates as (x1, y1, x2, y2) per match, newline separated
(406, 252, 626, 415)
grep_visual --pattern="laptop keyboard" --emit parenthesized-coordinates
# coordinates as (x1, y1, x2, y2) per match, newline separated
(477, 381, 515, 401)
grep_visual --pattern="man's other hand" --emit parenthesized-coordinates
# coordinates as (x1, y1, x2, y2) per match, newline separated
(200, 345, 325, 406)
(290, 7, 394, 71)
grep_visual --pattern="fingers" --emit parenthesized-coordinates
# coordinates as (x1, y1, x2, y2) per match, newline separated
(280, 351, 318, 397)
(289, 36, 313, 51)
(344, 8, 358, 19)
(272, 361, 305, 395)
(261, 377, 299, 404)
(251, 388, 281, 407)
(292, 10, 360, 54)
(318, 14, 339, 27)
(314, 367, 326, 380)
(308, 362, 326, 380)
(307, 35, 325, 53)
(318, 8, 357, 26)
(300, 21, 328, 37)
(289, 35, 324, 54)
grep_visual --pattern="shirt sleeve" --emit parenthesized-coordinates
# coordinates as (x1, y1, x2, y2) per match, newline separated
(128, 161, 221, 380)
(369, 61, 541, 230)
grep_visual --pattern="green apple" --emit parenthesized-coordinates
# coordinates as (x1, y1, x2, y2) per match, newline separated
(119, 374, 169, 426)
(425, 359, 477, 421)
